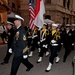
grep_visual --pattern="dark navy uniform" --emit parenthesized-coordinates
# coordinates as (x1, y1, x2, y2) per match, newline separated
(61, 25, 74, 62)
(49, 29, 60, 64)
(28, 27, 39, 57)
(39, 28, 49, 57)
(45, 24, 60, 72)
(27, 28, 32, 48)
(3, 28, 15, 63)
(37, 25, 49, 63)
(10, 15, 33, 75)
(71, 24, 75, 50)
(1, 22, 15, 65)
(10, 26, 33, 75)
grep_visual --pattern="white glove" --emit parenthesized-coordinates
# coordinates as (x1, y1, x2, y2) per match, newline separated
(38, 28, 41, 31)
(72, 43, 74, 46)
(23, 55, 28, 59)
(61, 43, 63, 45)
(38, 41, 40, 44)
(51, 40, 56, 43)
(43, 45, 48, 48)
(32, 36, 34, 39)
(8, 48, 12, 53)
(40, 38, 46, 42)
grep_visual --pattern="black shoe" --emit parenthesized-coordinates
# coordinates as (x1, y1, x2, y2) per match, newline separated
(26, 68, 31, 71)
(36, 61, 41, 63)
(45, 69, 50, 72)
(1, 61, 8, 65)
(63, 59, 66, 62)
(26, 65, 33, 71)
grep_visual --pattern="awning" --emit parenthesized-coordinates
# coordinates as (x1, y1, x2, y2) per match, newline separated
(44, 19, 54, 24)
(7, 12, 15, 18)
(7, 12, 16, 23)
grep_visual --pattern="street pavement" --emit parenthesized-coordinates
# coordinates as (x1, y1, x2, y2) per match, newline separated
(0, 44, 75, 75)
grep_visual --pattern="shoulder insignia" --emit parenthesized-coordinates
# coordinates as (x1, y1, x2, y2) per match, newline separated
(23, 35, 26, 40)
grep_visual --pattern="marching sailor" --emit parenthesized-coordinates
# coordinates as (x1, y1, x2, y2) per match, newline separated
(45, 23, 60, 72)
(37, 23, 49, 63)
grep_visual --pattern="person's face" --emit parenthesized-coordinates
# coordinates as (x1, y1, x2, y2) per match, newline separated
(66, 27, 70, 30)
(71, 26, 74, 29)
(52, 26, 56, 30)
(42, 25, 46, 29)
(6, 24, 12, 30)
(14, 20, 20, 27)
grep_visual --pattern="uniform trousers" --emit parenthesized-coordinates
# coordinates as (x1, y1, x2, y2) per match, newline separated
(49, 46, 58, 64)
(10, 55, 33, 75)
(39, 45, 48, 57)
(3, 48, 12, 63)
(3, 51, 12, 63)
(63, 44, 72, 60)
(30, 39, 38, 52)
(27, 38, 32, 48)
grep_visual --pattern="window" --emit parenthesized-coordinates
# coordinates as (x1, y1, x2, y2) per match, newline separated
(67, 0, 70, 9)
(74, 18, 75, 24)
(63, 17, 66, 25)
(45, 15, 51, 19)
(12, 3, 15, 8)
(66, 18, 69, 24)
(0, 15, 1, 23)
(46, 0, 51, 4)
(63, 0, 66, 7)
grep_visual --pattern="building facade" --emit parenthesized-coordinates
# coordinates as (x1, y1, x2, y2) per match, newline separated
(45, 0, 75, 25)
(1, 0, 75, 25)
(0, 0, 9, 23)
(19, 0, 75, 25)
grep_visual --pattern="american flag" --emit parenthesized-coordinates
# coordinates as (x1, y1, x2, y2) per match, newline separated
(29, 0, 35, 30)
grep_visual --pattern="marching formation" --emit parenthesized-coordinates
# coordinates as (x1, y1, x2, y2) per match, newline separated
(0, 14, 75, 75)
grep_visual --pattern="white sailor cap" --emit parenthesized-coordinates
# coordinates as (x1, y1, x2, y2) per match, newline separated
(43, 23, 47, 25)
(14, 14, 24, 21)
(52, 23, 58, 27)
(43, 23, 47, 27)
(65, 24, 70, 27)
(7, 21, 14, 26)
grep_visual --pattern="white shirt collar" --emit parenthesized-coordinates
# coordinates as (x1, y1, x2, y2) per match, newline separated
(17, 25, 21, 29)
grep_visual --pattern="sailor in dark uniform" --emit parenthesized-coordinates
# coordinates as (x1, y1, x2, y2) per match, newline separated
(71, 24, 75, 51)
(28, 26, 39, 57)
(45, 23, 60, 72)
(27, 27, 32, 48)
(10, 15, 33, 75)
(1, 21, 15, 65)
(62, 24, 74, 62)
(37, 23, 49, 63)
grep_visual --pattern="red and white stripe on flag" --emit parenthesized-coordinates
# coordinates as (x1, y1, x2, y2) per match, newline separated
(34, 0, 45, 29)
(29, 0, 36, 30)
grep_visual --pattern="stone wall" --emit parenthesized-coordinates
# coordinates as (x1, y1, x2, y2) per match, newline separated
(8, 0, 75, 25)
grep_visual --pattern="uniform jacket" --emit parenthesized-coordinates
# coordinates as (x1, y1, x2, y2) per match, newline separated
(7, 28, 15, 48)
(13, 26, 28, 56)
(61, 29, 74, 47)
(49, 29, 61, 46)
